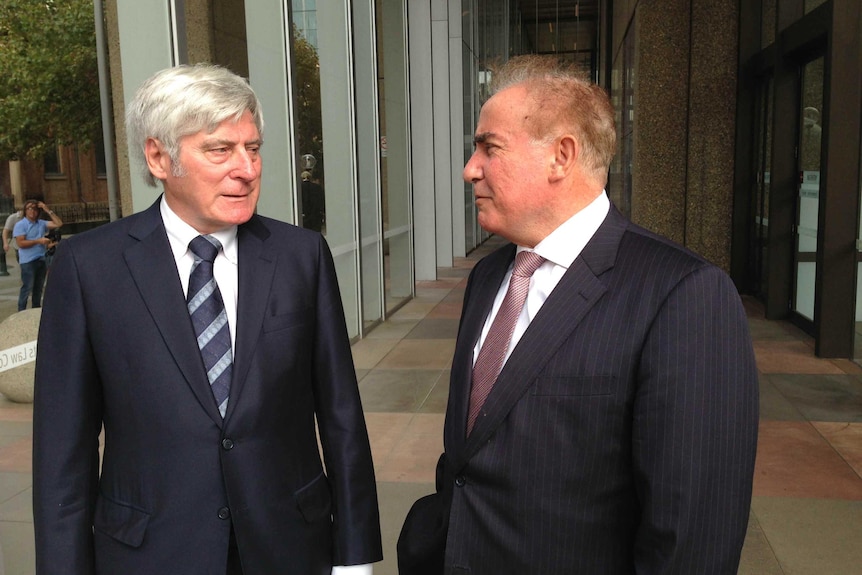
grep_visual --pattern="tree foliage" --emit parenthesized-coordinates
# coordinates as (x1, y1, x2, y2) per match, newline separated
(0, 0, 101, 160)
(292, 25, 323, 180)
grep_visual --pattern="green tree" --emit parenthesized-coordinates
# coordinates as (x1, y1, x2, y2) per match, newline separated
(292, 25, 323, 180)
(0, 0, 100, 160)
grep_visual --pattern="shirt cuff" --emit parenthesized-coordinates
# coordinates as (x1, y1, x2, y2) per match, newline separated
(331, 564, 373, 575)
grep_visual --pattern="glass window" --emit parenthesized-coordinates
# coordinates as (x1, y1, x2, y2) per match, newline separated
(95, 138, 107, 177)
(792, 56, 824, 322)
(377, 0, 413, 314)
(44, 146, 62, 176)
(804, 0, 827, 14)
(761, 0, 776, 48)
(308, 0, 361, 336)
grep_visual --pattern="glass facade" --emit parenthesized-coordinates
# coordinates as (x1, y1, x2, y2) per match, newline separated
(116, 1, 413, 340)
(112, 0, 603, 340)
(459, 0, 602, 251)
(108, 0, 862, 359)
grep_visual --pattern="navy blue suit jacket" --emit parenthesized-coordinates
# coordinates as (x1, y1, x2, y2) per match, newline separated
(440, 206, 758, 574)
(33, 199, 382, 574)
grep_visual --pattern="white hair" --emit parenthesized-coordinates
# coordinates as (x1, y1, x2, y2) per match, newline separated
(125, 64, 265, 187)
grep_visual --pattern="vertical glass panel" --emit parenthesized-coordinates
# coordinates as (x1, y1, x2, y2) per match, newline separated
(377, 0, 413, 314)
(608, 21, 634, 217)
(297, 0, 360, 338)
(209, 1, 250, 75)
(856, 108, 862, 361)
(244, 2, 296, 224)
(462, 39, 476, 252)
(793, 56, 824, 322)
(292, 8, 324, 232)
(804, 0, 827, 14)
(462, 0, 481, 251)
(752, 77, 773, 300)
(353, 0, 383, 331)
(506, 0, 597, 75)
(761, 0, 776, 48)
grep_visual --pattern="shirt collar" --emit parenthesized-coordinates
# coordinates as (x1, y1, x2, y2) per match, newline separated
(160, 196, 238, 265)
(521, 190, 610, 269)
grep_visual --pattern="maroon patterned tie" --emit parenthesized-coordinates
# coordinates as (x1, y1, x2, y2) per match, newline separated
(467, 251, 546, 433)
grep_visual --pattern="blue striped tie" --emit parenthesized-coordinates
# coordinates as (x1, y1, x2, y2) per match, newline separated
(187, 235, 232, 418)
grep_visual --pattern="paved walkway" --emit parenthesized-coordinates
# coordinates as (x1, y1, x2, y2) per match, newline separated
(0, 241, 860, 573)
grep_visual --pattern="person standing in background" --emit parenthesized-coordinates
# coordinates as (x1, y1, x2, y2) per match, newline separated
(3, 206, 24, 262)
(13, 199, 62, 311)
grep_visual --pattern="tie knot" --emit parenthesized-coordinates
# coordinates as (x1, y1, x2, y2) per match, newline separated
(512, 251, 545, 278)
(189, 235, 222, 263)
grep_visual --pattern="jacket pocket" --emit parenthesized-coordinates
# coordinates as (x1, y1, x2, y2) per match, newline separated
(93, 495, 150, 548)
(294, 472, 332, 524)
(262, 310, 311, 333)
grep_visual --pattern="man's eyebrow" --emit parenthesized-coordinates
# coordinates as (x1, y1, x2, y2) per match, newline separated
(473, 131, 495, 145)
(201, 137, 263, 147)
(201, 138, 235, 148)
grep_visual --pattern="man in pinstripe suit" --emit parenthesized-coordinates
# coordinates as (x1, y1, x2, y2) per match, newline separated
(399, 55, 758, 574)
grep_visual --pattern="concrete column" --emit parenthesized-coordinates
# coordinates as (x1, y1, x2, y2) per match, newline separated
(8, 161, 22, 206)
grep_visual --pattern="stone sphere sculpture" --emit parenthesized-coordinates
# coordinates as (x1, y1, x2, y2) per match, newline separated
(0, 308, 42, 403)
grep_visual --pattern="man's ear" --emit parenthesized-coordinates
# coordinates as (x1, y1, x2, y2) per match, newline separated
(144, 138, 171, 181)
(549, 134, 579, 182)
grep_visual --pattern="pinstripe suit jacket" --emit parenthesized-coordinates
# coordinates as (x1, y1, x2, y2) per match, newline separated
(440, 206, 759, 574)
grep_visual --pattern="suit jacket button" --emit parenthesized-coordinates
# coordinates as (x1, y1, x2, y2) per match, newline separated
(222, 438, 234, 450)
(455, 476, 466, 487)
(218, 507, 231, 520)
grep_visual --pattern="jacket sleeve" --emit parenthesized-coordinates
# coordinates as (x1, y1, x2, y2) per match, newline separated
(632, 264, 759, 574)
(32, 239, 103, 575)
(309, 235, 383, 566)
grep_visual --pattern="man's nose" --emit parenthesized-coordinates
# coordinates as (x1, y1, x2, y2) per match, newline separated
(463, 152, 482, 183)
(233, 149, 258, 179)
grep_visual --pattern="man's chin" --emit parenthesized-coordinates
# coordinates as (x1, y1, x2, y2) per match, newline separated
(476, 214, 499, 236)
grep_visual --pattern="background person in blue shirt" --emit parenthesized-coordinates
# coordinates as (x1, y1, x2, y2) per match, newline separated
(13, 199, 62, 311)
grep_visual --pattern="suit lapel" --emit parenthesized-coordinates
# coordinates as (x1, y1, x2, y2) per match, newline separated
(124, 201, 225, 426)
(229, 216, 275, 419)
(456, 207, 629, 464)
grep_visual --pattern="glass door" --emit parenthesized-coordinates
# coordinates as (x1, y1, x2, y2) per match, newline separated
(856, 156, 862, 362)
(751, 76, 773, 300)
(792, 56, 824, 323)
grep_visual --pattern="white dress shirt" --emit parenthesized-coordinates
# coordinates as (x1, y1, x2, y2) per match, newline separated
(161, 198, 373, 575)
(474, 191, 610, 366)
(161, 198, 238, 348)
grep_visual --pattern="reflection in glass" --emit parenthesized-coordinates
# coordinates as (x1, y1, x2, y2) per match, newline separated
(856, 140, 862, 359)
(376, 0, 413, 315)
(291, 20, 325, 233)
(751, 77, 773, 300)
(761, 0, 776, 49)
(793, 56, 824, 322)
(804, 0, 827, 14)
